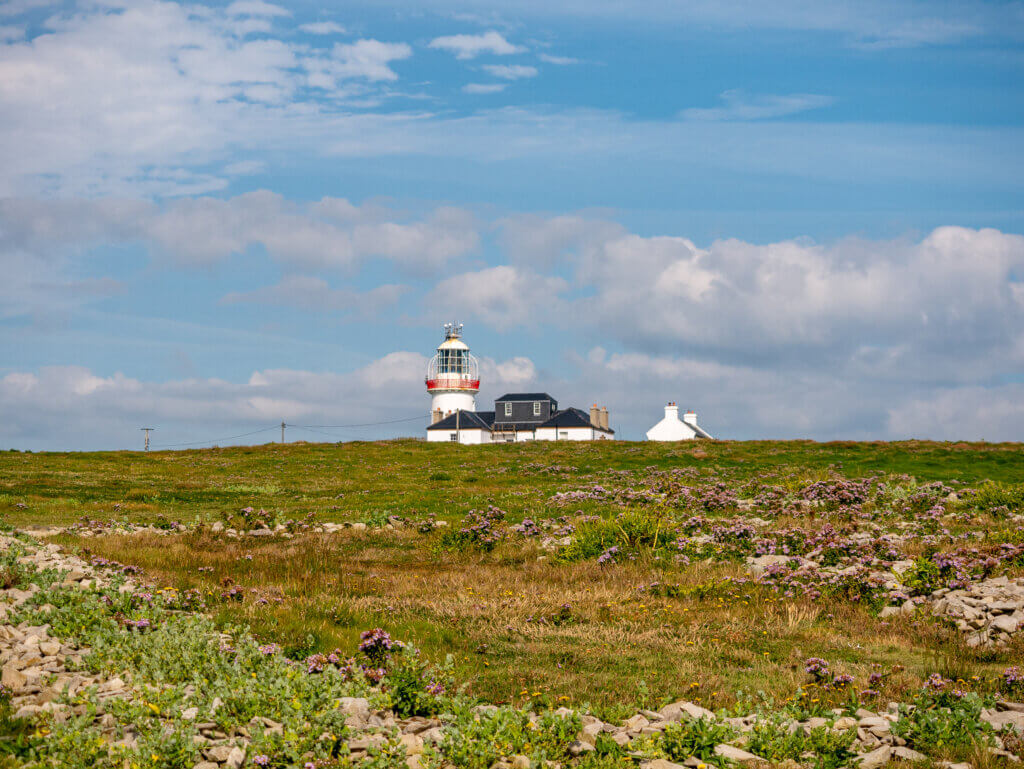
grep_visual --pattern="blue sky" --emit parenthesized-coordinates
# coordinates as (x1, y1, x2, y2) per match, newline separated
(1, 0, 1023, 448)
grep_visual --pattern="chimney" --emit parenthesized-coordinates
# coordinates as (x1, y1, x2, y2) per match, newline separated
(432, 408, 443, 425)
(683, 410, 698, 426)
(599, 407, 609, 431)
(590, 404, 600, 427)
(665, 402, 679, 419)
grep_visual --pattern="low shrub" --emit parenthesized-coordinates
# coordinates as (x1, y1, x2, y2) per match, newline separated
(661, 717, 735, 764)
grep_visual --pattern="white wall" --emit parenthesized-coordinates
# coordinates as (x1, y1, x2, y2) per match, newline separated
(426, 428, 490, 444)
(535, 426, 613, 441)
(430, 391, 476, 416)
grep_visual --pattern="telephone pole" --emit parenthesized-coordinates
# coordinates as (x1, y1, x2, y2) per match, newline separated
(281, 421, 286, 443)
(140, 428, 154, 451)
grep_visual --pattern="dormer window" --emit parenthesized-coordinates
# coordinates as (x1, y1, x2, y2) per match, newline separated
(533, 402, 541, 416)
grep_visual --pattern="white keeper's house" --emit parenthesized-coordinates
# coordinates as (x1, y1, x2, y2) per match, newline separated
(645, 401, 713, 441)
(425, 323, 614, 444)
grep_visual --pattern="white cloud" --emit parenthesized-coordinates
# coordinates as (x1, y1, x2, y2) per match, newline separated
(481, 64, 538, 79)
(428, 30, 523, 59)
(299, 21, 346, 35)
(0, 0, 418, 195)
(327, 39, 413, 82)
(225, 1, 290, 17)
(681, 90, 834, 121)
(0, 194, 479, 322)
(888, 385, 1024, 441)
(426, 265, 568, 330)
(463, 82, 506, 94)
(0, 353, 541, 450)
(537, 53, 577, 65)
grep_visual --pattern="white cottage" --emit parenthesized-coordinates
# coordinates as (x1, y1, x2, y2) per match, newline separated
(646, 402, 713, 441)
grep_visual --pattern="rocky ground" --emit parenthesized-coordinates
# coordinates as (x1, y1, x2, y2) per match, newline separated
(1, 530, 1023, 769)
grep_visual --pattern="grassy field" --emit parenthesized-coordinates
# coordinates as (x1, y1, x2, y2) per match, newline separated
(2, 439, 1023, 720)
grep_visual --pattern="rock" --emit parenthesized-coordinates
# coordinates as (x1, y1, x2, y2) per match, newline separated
(892, 747, 927, 762)
(98, 676, 125, 693)
(511, 755, 531, 769)
(193, 763, 218, 769)
(401, 734, 424, 755)
(1, 664, 26, 690)
(340, 696, 370, 719)
(247, 528, 273, 537)
(225, 746, 246, 769)
(879, 606, 900, 619)
(714, 744, 764, 765)
(660, 700, 716, 722)
(204, 745, 235, 762)
(983, 710, 1024, 732)
(640, 761, 688, 769)
(624, 714, 650, 732)
(420, 727, 445, 745)
(182, 706, 199, 720)
(857, 745, 892, 769)
(991, 615, 1020, 634)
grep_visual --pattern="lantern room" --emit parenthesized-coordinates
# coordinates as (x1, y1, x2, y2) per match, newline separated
(426, 323, 479, 421)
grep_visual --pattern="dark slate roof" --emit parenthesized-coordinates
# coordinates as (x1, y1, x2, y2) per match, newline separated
(425, 410, 493, 431)
(494, 392, 556, 402)
(539, 407, 615, 434)
(688, 422, 713, 439)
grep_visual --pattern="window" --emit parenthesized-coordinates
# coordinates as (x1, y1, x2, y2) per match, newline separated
(559, 431, 568, 439)
(533, 401, 541, 416)
(449, 433, 458, 441)
(504, 402, 512, 417)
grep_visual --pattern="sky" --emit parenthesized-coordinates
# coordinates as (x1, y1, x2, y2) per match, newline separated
(1, 0, 1023, 449)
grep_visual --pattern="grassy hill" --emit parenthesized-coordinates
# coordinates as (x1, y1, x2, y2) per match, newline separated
(1, 439, 1023, 718)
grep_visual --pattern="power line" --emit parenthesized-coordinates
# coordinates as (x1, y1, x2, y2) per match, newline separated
(145, 414, 429, 450)
(149, 425, 281, 449)
(289, 414, 429, 429)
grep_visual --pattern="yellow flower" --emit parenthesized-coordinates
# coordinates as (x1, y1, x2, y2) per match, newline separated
(146, 702, 160, 716)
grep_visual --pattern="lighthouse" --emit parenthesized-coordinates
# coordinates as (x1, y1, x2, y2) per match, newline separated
(426, 323, 479, 424)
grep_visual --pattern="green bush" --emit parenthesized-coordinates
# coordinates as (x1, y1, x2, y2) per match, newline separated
(746, 717, 856, 769)
(891, 691, 995, 753)
(440, 706, 581, 769)
(963, 482, 1024, 516)
(558, 509, 674, 563)
(661, 717, 735, 764)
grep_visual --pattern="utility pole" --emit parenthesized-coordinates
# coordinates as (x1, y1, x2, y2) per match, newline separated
(140, 428, 153, 451)
(455, 410, 460, 444)
(281, 421, 286, 444)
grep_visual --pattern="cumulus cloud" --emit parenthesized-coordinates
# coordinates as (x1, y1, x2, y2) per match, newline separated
(426, 265, 569, 330)
(298, 21, 346, 35)
(549, 225, 1024, 381)
(0, 0, 414, 194)
(681, 90, 834, 121)
(0, 352, 541, 450)
(0, 193, 479, 277)
(463, 83, 506, 94)
(327, 39, 412, 82)
(481, 64, 538, 79)
(537, 53, 577, 65)
(428, 30, 523, 59)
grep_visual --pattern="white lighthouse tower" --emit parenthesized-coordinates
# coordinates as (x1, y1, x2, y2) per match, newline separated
(426, 323, 479, 424)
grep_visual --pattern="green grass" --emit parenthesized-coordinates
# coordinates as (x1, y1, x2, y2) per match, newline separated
(2, 438, 1023, 529)
(2, 438, 1024, 716)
